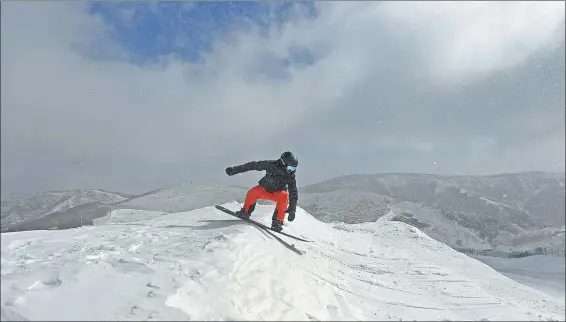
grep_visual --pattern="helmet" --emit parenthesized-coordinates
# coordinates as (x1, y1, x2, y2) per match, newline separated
(280, 151, 298, 172)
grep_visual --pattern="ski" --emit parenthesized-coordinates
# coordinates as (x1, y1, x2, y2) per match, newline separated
(215, 205, 313, 242)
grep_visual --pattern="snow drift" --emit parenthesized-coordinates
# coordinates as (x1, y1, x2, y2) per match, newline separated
(1, 202, 564, 321)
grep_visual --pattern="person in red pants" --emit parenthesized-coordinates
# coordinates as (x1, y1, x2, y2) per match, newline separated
(225, 151, 299, 232)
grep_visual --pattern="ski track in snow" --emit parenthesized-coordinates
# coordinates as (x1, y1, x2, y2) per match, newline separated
(1, 202, 564, 321)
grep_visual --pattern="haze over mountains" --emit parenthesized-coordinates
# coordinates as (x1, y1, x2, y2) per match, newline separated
(2, 171, 564, 257)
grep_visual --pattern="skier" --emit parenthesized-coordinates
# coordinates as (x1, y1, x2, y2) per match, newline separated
(225, 151, 299, 232)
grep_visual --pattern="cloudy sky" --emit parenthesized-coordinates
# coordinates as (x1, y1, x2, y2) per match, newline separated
(2, 1, 565, 194)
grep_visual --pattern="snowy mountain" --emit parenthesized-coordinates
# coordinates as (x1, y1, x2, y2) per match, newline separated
(1, 203, 564, 321)
(2, 171, 563, 256)
(300, 171, 565, 255)
(120, 184, 249, 213)
(1, 189, 130, 232)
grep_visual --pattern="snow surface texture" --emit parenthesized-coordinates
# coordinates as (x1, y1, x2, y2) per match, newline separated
(1, 203, 564, 321)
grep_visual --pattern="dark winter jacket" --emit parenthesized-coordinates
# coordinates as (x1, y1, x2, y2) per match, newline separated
(230, 160, 298, 213)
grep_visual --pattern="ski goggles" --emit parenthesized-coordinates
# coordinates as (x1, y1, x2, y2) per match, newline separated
(280, 157, 297, 172)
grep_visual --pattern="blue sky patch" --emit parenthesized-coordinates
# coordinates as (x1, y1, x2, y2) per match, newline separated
(87, 1, 317, 65)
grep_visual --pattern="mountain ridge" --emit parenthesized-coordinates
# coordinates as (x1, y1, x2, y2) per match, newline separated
(2, 171, 564, 257)
(299, 170, 565, 256)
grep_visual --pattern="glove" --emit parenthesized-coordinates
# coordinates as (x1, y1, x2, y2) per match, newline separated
(287, 209, 296, 222)
(225, 167, 236, 176)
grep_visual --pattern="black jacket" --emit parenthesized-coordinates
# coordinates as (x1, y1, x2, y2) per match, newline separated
(230, 160, 298, 212)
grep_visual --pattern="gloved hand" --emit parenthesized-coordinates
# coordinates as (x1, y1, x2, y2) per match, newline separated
(225, 167, 236, 176)
(287, 209, 296, 222)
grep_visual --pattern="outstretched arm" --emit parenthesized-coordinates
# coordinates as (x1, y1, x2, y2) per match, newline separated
(226, 160, 273, 175)
(287, 175, 298, 214)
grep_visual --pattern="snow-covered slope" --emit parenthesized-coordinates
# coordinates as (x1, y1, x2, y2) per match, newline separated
(298, 189, 393, 224)
(120, 184, 249, 213)
(470, 255, 565, 301)
(1, 203, 564, 321)
(301, 171, 565, 255)
(1, 189, 128, 232)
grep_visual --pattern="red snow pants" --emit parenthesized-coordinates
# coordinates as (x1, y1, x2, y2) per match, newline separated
(243, 185, 289, 221)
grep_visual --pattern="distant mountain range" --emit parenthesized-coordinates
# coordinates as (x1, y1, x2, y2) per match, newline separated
(1, 188, 158, 232)
(299, 171, 565, 256)
(2, 171, 564, 256)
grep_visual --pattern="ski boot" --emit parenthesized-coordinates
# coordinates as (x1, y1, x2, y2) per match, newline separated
(271, 219, 283, 232)
(235, 208, 251, 220)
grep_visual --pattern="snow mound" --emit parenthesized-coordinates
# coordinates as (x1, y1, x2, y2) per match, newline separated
(1, 202, 564, 321)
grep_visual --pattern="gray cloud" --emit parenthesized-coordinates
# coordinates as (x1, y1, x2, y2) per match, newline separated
(1, 1, 564, 194)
